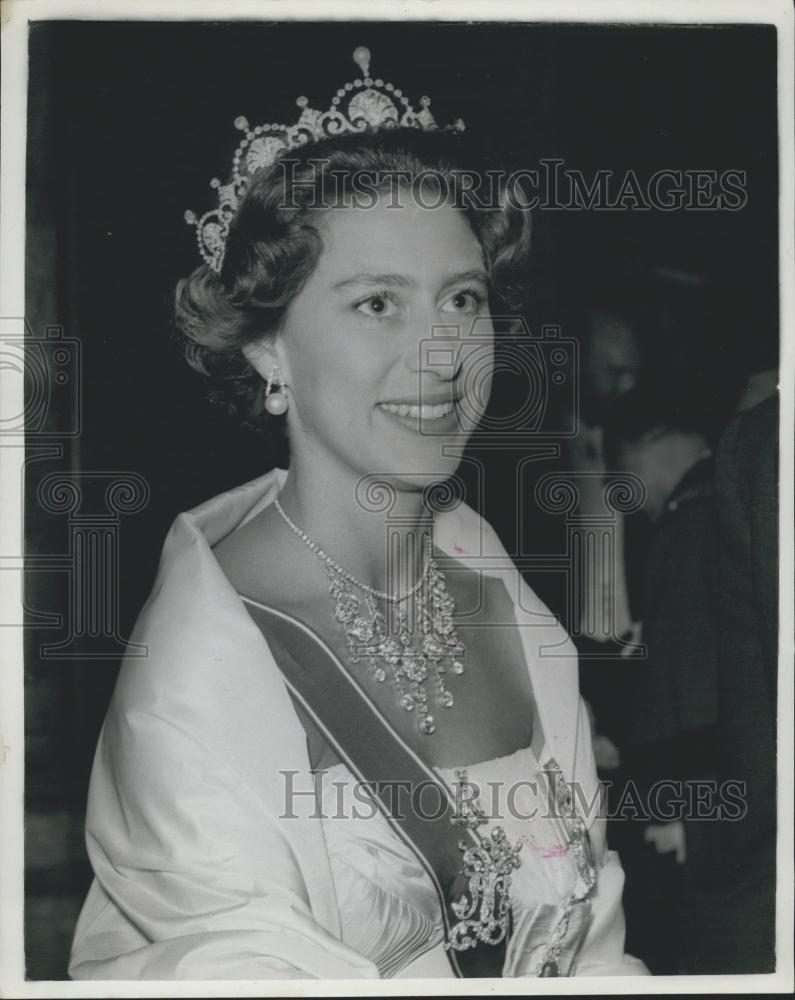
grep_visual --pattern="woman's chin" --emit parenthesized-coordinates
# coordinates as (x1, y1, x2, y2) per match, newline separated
(363, 450, 465, 495)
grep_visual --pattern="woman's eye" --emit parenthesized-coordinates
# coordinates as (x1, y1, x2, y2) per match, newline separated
(440, 289, 486, 314)
(355, 293, 397, 318)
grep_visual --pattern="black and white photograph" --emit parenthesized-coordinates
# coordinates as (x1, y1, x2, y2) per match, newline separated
(1, 0, 792, 993)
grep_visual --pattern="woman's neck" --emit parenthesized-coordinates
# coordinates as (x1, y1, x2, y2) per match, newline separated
(274, 461, 434, 597)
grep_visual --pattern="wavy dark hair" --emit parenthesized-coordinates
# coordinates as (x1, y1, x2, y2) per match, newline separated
(174, 127, 532, 434)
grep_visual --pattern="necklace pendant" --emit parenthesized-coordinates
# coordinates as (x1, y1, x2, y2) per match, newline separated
(422, 635, 444, 657)
(350, 616, 374, 642)
(379, 638, 401, 662)
(274, 494, 469, 739)
(404, 658, 429, 684)
(419, 714, 436, 735)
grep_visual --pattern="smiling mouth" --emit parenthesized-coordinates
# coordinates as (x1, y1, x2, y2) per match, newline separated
(378, 401, 456, 421)
(376, 399, 465, 436)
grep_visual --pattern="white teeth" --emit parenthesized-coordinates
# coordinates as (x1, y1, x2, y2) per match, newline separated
(380, 402, 454, 421)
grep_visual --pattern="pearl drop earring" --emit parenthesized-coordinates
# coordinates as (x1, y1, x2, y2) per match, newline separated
(264, 363, 288, 416)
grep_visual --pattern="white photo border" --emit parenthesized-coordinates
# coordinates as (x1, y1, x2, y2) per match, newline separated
(1, 1, 792, 996)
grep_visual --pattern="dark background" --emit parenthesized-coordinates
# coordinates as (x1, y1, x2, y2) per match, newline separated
(24, 19, 778, 979)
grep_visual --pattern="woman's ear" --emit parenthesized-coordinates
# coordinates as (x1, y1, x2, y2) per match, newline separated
(241, 337, 289, 384)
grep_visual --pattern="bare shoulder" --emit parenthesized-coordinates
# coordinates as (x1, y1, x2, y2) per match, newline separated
(212, 506, 326, 616)
(212, 507, 300, 610)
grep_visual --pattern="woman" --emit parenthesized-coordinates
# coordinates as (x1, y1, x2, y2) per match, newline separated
(69, 48, 647, 980)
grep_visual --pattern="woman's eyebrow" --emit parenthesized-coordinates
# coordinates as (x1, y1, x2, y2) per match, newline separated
(332, 273, 414, 291)
(440, 269, 490, 290)
(332, 269, 489, 292)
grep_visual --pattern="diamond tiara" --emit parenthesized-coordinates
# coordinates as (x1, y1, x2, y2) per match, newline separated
(184, 46, 466, 273)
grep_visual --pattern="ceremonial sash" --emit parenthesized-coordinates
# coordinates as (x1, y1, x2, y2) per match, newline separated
(241, 596, 522, 978)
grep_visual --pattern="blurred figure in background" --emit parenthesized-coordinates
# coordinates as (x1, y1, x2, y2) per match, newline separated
(580, 308, 643, 418)
(562, 293, 648, 768)
(693, 393, 779, 973)
(517, 267, 779, 974)
(602, 386, 720, 974)
(736, 366, 778, 413)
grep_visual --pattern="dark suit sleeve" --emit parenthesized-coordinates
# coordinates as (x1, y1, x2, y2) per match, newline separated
(706, 393, 779, 973)
(714, 394, 779, 706)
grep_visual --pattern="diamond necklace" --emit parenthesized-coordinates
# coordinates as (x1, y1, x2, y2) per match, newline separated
(273, 497, 467, 735)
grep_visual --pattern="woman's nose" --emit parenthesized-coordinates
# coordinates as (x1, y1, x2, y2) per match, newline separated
(410, 321, 463, 380)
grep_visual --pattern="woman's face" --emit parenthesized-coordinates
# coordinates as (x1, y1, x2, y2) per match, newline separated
(253, 189, 494, 490)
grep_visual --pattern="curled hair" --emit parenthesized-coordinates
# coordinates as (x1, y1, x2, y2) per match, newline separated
(174, 128, 532, 432)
